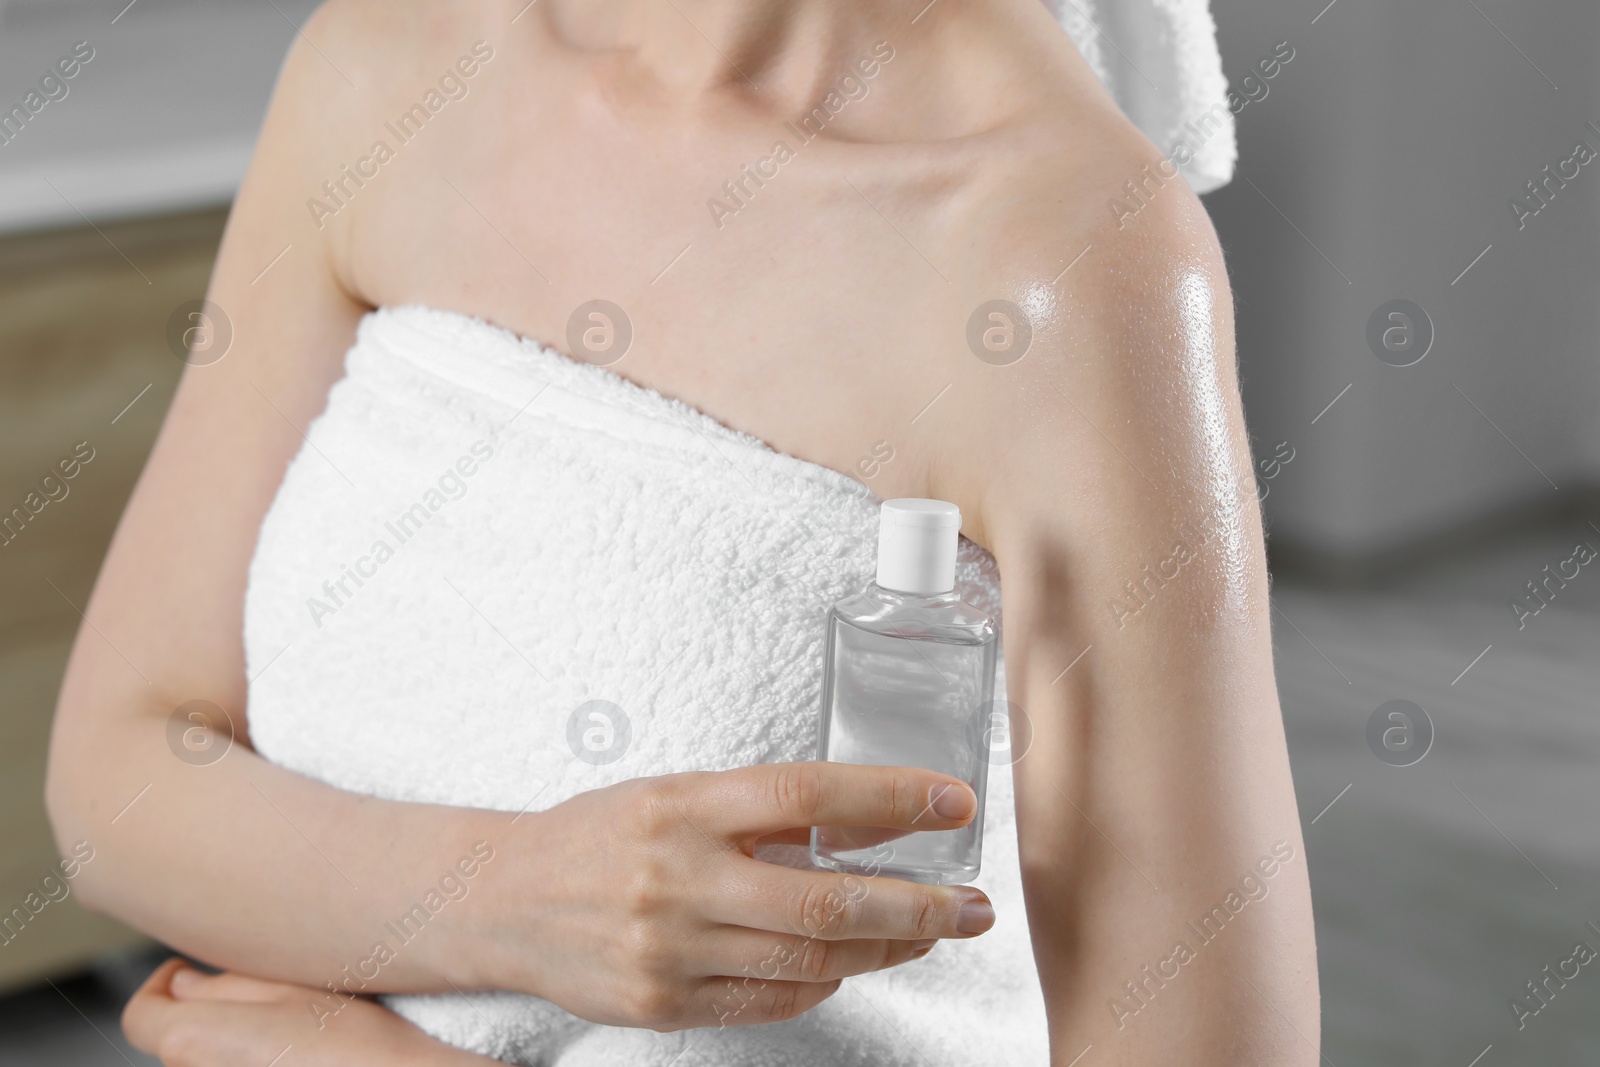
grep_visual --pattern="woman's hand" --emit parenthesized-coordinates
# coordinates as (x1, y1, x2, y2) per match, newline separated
(123, 959, 494, 1066)
(476, 761, 995, 1031)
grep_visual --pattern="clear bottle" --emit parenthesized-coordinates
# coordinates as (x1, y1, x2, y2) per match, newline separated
(810, 499, 997, 886)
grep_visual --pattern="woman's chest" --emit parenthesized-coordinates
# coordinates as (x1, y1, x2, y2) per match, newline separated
(337, 125, 972, 501)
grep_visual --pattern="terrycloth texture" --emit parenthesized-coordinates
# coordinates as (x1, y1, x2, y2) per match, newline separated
(1046, 0, 1237, 193)
(243, 305, 1049, 1065)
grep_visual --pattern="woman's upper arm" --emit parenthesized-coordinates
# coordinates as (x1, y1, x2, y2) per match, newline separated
(49, 2, 371, 802)
(930, 178, 1318, 1061)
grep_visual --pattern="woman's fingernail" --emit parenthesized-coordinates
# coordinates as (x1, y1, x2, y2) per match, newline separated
(930, 783, 975, 821)
(956, 899, 995, 934)
(170, 967, 200, 992)
(910, 938, 938, 955)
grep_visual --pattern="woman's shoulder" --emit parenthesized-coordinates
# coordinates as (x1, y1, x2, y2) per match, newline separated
(295, 0, 507, 67)
(273, 0, 511, 120)
(901, 108, 1240, 549)
(245, 0, 522, 294)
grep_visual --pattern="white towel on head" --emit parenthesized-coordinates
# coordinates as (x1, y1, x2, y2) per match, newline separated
(243, 305, 1049, 1065)
(1045, 0, 1237, 193)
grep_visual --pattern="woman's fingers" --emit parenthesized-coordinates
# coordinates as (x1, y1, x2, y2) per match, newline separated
(121, 959, 189, 1054)
(122, 960, 279, 1062)
(168, 965, 300, 1004)
(707, 857, 994, 942)
(687, 762, 977, 842)
(121, 960, 485, 1066)
(697, 928, 936, 983)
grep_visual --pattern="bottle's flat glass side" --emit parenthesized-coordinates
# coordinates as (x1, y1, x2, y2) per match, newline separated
(810, 585, 997, 885)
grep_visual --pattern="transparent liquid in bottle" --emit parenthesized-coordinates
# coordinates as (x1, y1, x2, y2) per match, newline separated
(810, 582, 996, 885)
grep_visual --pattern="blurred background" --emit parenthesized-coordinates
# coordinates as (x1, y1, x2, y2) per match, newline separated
(0, 0, 1595, 1063)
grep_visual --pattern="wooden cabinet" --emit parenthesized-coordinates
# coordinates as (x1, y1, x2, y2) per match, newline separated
(0, 207, 227, 993)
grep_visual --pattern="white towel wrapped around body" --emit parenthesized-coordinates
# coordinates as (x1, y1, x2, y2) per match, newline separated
(244, 305, 1046, 1065)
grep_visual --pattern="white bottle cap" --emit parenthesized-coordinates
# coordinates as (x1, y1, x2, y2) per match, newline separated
(875, 499, 961, 595)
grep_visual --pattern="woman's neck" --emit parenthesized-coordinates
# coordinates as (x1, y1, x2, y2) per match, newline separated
(543, 0, 1050, 132)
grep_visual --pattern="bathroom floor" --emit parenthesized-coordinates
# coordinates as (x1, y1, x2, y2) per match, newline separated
(1275, 517, 1600, 1067)
(3, 519, 1596, 1066)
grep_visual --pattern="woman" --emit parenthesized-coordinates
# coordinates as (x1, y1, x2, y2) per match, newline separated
(46, 0, 1318, 1063)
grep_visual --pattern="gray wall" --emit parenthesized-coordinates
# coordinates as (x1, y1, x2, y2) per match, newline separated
(0, 0, 315, 232)
(1204, 0, 1600, 563)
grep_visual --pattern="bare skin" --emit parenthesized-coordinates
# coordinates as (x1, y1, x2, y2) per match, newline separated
(50, 0, 1318, 1064)
(124, 960, 498, 1066)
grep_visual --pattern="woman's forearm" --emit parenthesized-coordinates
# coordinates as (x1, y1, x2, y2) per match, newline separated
(47, 683, 513, 996)
(50, 660, 998, 1030)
